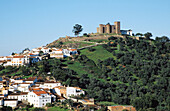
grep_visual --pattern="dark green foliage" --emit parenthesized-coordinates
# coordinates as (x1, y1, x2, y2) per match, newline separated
(72, 24, 83, 36)
(83, 33, 89, 37)
(136, 33, 143, 37)
(1, 36, 169, 110)
(87, 47, 95, 52)
(144, 32, 152, 40)
(108, 36, 117, 41)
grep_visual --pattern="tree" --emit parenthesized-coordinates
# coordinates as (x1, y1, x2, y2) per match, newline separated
(83, 33, 89, 37)
(144, 32, 152, 40)
(39, 51, 44, 56)
(11, 52, 16, 55)
(136, 33, 143, 37)
(72, 24, 83, 36)
(155, 36, 169, 43)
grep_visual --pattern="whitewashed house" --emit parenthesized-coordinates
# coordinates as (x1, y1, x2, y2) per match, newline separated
(63, 49, 70, 57)
(43, 81, 62, 89)
(4, 99, 18, 107)
(54, 86, 66, 97)
(66, 87, 85, 98)
(121, 29, 133, 36)
(8, 92, 28, 102)
(28, 90, 51, 107)
(41, 47, 50, 54)
(24, 77, 37, 84)
(18, 83, 32, 92)
(10, 56, 29, 66)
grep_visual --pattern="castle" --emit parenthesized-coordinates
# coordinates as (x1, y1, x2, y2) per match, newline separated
(97, 21, 121, 34)
(96, 21, 133, 36)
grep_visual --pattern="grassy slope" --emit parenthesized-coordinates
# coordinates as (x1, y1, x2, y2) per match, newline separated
(80, 45, 114, 64)
(63, 60, 88, 75)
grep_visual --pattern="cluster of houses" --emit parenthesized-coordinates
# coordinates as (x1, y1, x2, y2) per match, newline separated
(0, 47, 78, 66)
(0, 76, 93, 108)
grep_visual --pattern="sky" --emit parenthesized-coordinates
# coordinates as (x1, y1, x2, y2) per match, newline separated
(0, 0, 170, 56)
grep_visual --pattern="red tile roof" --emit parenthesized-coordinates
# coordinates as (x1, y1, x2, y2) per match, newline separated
(69, 49, 77, 51)
(33, 91, 48, 96)
(13, 56, 25, 58)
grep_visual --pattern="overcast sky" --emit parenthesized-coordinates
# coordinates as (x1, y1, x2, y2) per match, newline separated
(0, 0, 170, 56)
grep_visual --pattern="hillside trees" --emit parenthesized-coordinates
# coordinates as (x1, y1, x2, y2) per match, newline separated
(1, 35, 169, 110)
(144, 32, 152, 40)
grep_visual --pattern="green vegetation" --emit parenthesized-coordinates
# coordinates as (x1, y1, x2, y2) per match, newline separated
(48, 40, 95, 48)
(87, 39, 109, 43)
(80, 45, 114, 63)
(0, 35, 169, 111)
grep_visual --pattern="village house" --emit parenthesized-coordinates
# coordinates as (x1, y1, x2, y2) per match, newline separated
(11, 56, 30, 66)
(66, 87, 85, 98)
(41, 47, 50, 54)
(17, 83, 33, 92)
(8, 92, 28, 102)
(28, 90, 51, 107)
(24, 77, 37, 84)
(4, 99, 18, 108)
(43, 81, 62, 89)
(54, 86, 67, 98)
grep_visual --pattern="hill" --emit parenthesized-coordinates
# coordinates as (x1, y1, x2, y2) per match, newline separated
(0, 36, 169, 110)
(46, 33, 128, 48)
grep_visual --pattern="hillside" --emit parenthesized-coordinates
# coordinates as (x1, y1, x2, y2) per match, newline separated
(0, 36, 169, 110)
(46, 34, 126, 48)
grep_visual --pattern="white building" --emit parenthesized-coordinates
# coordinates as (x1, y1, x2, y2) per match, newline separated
(4, 99, 18, 107)
(63, 49, 71, 57)
(24, 77, 37, 84)
(121, 29, 133, 36)
(51, 49, 62, 54)
(28, 90, 51, 107)
(8, 92, 28, 102)
(43, 81, 62, 89)
(41, 47, 50, 54)
(54, 86, 66, 97)
(66, 87, 85, 98)
(18, 83, 33, 92)
(10, 56, 29, 66)
(10, 79, 24, 83)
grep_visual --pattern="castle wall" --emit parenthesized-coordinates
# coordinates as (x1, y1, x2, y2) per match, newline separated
(98, 21, 120, 34)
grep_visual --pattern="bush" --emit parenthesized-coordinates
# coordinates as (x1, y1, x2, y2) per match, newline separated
(108, 36, 117, 41)
(46, 103, 53, 107)
(87, 47, 95, 52)
(83, 33, 89, 37)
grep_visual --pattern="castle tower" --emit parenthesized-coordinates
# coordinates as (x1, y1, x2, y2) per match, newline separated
(114, 21, 121, 34)
(99, 24, 104, 33)
(106, 23, 111, 33)
(97, 27, 99, 33)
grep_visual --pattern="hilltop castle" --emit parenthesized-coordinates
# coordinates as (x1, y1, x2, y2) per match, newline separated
(96, 21, 133, 36)
(97, 21, 121, 34)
